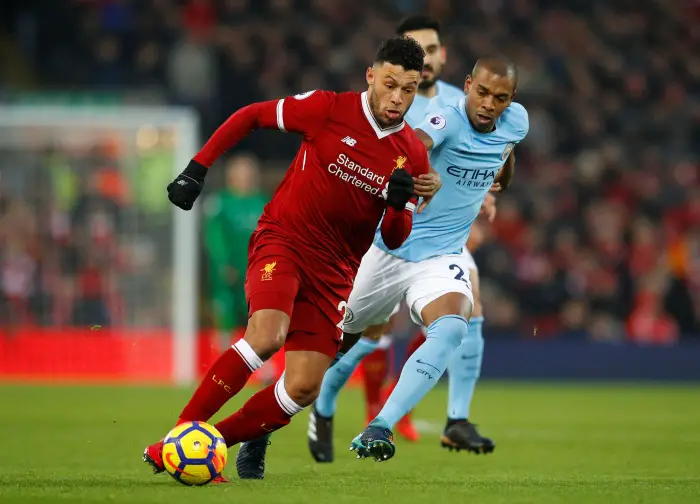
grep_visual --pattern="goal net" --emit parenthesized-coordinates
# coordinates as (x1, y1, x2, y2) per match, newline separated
(0, 105, 199, 385)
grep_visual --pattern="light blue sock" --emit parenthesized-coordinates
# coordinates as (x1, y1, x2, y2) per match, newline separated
(446, 316, 484, 420)
(315, 337, 379, 418)
(372, 315, 468, 430)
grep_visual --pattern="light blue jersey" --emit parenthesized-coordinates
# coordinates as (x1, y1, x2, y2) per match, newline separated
(375, 94, 529, 262)
(404, 80, 464, 127)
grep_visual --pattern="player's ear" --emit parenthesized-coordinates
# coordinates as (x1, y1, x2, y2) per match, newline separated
(366, 66, 374, 87)
(464, 74, 472, 94)
(440, 46, 447, 65)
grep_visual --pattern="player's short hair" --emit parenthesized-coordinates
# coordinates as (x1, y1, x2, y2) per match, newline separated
(396, 15, 441, 36)
(472, 56, 518, 90)
(374, 35, 425, 74)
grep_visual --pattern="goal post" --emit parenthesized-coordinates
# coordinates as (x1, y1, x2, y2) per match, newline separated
(0, 105, 200, 386)
(170, 110, 200, 386)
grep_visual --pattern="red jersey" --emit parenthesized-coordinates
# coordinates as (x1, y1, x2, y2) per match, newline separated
(195, 90, 430, 276)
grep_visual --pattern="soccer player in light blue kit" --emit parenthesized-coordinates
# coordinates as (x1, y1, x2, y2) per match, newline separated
(306, 16, 501, 464)
(341, 54, 528, 461)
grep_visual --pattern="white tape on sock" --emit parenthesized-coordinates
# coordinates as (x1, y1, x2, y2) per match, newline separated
(274, 375, 304, 416)
(232, 339, 263, 372)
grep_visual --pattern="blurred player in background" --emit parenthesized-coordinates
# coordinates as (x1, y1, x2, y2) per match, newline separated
(143, 35, 441, 481)
(310, 55, 527, 463)
(401, 16, 465, 124)
(307, 16, 497, 462)
(203, 154, 267, 351)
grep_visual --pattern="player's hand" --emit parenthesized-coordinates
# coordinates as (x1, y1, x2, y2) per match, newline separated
(386, 168, 415, 210)
(479, 193, 497, 222)
(413, 171, 442, 214)
(167, 160, 208, 210)
(490, 170, 507, 193)
(413, 172, 441, 198)
(413, 172, 442, 198)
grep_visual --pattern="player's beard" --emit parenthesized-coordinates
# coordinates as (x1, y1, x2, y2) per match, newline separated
(419, 64, 438, 92)
(369, 86, 402, 128)
(418, 77, 437, 91)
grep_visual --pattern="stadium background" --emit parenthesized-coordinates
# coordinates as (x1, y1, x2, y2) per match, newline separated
(1, 0, 698, 382)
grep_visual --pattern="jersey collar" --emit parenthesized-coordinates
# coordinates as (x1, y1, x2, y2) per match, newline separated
(361, 91, 405, 139)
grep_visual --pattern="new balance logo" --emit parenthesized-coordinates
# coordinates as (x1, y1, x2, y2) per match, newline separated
(341, 136, 357, 147)
(177, 180, 187, 186)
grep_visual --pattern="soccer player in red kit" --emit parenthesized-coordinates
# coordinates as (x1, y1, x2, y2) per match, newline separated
(143, 36, 440, 481)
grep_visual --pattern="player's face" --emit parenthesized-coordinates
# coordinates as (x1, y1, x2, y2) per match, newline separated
(404, 29, 446, 90)
(464, 68, 516, 133)
(366, 62, 420, 127)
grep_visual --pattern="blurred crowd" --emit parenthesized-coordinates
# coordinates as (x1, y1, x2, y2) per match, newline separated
(0, 131, 176, 331)
(1, 0, 700, 342)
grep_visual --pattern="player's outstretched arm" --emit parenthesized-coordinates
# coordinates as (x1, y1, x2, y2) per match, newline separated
(194, 101, 283, 168)
(167, 92, 334, 210)
(490, 150, 515, 193)
(166, 100, 282, 210)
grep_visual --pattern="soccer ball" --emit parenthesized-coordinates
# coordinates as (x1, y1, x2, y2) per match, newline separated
(162, 421, 228, 486)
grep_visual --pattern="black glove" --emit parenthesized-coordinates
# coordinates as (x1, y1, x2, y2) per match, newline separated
(167, 160, 208, 210)
(386, 168, 415, 210)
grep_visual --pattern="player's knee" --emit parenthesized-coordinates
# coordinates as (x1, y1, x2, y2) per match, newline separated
(244, 330, 284, 360)
(431, 315, 469, 349)
(283, 373, 322, 407)
(244, 310, 290, 360)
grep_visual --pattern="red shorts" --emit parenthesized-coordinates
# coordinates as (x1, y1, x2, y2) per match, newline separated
(244, 229, 353, 358)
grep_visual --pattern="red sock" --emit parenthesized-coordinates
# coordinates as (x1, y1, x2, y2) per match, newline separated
(179, 340, 263, 423)
(214, 377, 303, 447)
(362, 348, 389, 420)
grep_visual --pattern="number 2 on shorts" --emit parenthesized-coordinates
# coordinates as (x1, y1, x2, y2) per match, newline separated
(449, 264, 469, 284)
(336, 300, 348, 329)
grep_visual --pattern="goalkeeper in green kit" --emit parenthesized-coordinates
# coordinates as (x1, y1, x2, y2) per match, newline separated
(203, 154, 268, 350)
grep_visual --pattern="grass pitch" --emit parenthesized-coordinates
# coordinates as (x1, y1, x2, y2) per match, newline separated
(0, 382, 698, 504)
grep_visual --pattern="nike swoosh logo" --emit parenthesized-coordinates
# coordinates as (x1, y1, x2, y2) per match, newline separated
(416, 359, 441, 374)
